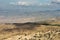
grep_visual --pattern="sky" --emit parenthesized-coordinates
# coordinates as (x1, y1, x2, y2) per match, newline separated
(0, 0, 60, 6)
(0, 0, 60, 9)
(0, 0, 58, 6)
(0, 0, 60, 23)
(0, 0, 60, 11)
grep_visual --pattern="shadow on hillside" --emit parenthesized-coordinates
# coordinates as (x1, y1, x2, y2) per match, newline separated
(12, 22, 40, 30)
(2, 21, 60, 32)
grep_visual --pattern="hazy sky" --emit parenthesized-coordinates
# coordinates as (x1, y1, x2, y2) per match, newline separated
(0, 0, 60, 23)
(0, 0, 60, 12)
(0, 0, 60, 10)
(0, 0, 60, 5)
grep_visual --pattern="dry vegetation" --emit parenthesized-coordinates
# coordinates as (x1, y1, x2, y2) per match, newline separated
(0, 20, 60, 40)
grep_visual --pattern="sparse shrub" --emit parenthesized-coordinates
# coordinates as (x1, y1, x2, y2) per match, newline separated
(25, 34, 27, 36)
(39, 34, 42, 38)
(44, 33, 50, 39)
(29, 38, 36, 40)
(18, 38, 21, 39)
(39, 21, 50, 25)
(24, 38, 27, 40)
(38, 39, 41, 40)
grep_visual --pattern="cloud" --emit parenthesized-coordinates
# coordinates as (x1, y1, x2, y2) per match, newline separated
(9, 0, 60, 8)
(9, 0, 51, 6)
(56, 0, 60, 2)
(10, 1, 32, 6)
(10, 2, 15, 5)
(53, 0, 60, 2)
(51, 0, 60, 5)
(52, 0, 60, 3)
(17, 1, 30, 6)
(39, 3, 51, 6)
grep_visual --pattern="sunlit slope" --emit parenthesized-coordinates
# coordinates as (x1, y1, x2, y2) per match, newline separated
(0, 20, 60, 40)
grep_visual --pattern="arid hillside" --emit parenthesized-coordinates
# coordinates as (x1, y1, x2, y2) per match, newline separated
(0, 20, 60, 40)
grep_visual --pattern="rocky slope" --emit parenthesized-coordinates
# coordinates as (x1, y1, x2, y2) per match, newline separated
(0, 21, 60, 40)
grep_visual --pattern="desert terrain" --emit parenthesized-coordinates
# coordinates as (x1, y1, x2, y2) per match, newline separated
(0, 19, 60, 40)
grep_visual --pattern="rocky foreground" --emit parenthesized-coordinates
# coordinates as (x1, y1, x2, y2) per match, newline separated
(0, 21, 60, 40)
(4, 30, 60, 40)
